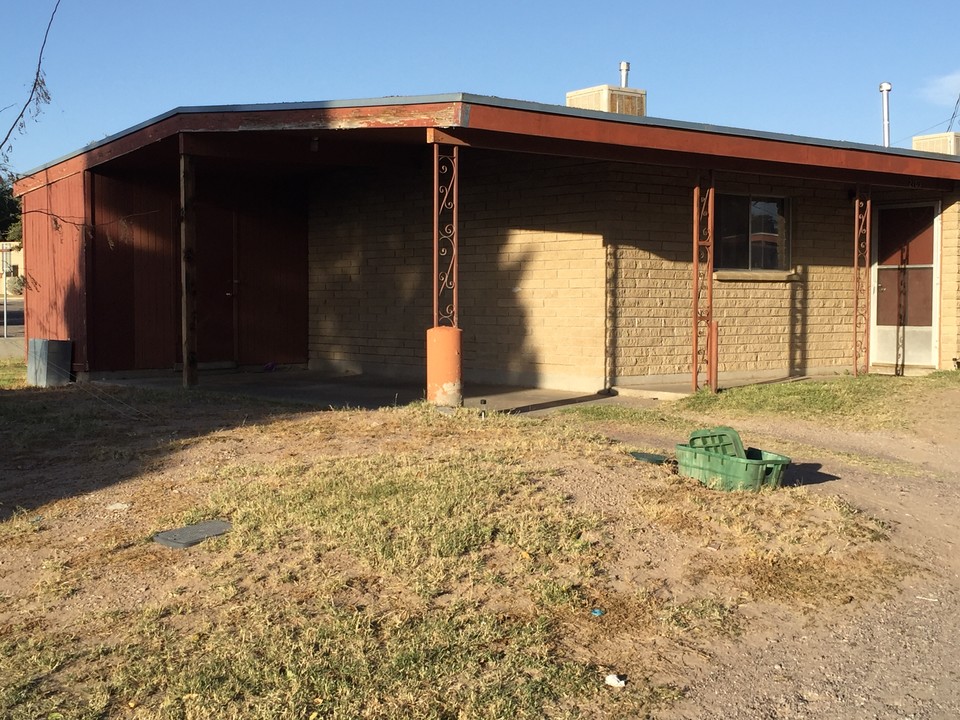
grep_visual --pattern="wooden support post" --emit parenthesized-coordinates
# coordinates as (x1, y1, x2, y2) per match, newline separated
(179, 137, 198, 387)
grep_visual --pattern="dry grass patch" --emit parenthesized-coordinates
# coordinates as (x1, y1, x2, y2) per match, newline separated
(0, 388, 912, 719)
(632, 469, 906, 608)
(0, 359, 25, 389)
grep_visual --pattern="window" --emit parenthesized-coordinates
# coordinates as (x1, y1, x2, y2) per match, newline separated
(715, 195, 789, 270)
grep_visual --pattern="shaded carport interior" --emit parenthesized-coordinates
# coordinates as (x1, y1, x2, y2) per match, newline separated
(79, 126, 432, 374)
(15, 94, 960, 393)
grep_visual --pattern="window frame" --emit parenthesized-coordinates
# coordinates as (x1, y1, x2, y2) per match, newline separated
(714, 193, 791, 272)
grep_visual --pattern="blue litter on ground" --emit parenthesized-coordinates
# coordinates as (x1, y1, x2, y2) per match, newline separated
(629, 451, 669, 465)
(153, 519, 232, 549)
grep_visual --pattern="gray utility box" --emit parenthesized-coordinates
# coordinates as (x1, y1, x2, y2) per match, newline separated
(27, 339, 73, 387)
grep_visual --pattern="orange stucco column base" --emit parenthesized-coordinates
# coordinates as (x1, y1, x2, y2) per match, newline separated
(426, 326, 463, 407)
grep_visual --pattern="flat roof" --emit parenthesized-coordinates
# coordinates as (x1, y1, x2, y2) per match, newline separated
(18, 92, 960, 182)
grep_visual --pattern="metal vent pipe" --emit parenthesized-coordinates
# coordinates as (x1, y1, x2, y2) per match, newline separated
(619, 61, 630, 88)
(879, 81, 892, 147)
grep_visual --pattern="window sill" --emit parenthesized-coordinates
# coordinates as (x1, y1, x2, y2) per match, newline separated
(714, 269, 799, 282)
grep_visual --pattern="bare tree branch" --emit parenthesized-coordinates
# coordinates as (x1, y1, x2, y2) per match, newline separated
(1, 0, 62, 167)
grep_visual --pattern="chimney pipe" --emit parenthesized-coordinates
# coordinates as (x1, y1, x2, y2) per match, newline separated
(619, 61, 630, 88)
(879, 81, 892, 147)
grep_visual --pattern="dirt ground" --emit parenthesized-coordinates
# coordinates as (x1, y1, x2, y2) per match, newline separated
(2, 380, 959, 718)
(598, 386, 960, 720)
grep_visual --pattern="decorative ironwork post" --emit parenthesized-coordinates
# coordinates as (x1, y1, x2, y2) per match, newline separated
(853, 188, 871, 376)
(427, 143, 463, 406)
(692, 174, 716, 392)
(433, 144, 459, 328)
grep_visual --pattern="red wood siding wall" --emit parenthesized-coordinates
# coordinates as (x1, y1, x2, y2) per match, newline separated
(236, 183, 308, 365)
(22, 172, 89, 370)
(23, 165, 308, 374)
(89, 173, 180, 371)
(193, 176, 308, 367)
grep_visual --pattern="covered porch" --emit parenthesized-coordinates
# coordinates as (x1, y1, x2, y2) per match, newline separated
(14, 95, 960, 400)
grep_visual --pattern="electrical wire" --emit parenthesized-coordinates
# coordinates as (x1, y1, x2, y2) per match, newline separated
(894, 113, 957, 146)
(948, 91, 960, 132)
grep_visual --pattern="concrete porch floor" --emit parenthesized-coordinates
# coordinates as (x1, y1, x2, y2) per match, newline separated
(95, 369, 661, 416)
(612, 372, 828, 402)
(93, 367, 835, 415)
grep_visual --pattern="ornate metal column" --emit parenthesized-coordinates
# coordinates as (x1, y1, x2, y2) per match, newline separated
(427, 143, 462, 406)
(433, 144, 459, 328)
(853, 188, 871, 376)
(895, 243, 907, 376)
(692, 174, 717, 392)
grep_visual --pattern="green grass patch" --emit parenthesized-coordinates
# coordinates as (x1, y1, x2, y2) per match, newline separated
(567, 372, 960, 431)
(0, 359, 25, 389)
(677, 372, 960, 426)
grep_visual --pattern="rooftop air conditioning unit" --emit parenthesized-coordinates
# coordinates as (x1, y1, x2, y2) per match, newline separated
(566, 85, 647, 117)
(911, 132, 960, 156)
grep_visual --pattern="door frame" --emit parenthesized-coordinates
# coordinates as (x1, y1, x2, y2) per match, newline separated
(869, 200, 941, 372)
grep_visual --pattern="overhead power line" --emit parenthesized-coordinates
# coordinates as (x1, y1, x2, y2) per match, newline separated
(948, 91, 960, 132)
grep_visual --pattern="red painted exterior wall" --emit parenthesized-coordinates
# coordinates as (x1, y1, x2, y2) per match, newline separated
(193, 174, 308, 368)
(89, 172, 180, 370)
(22, 172, 88, 370)
(21, 163, 308, 374)
(235, 182, 308, 365)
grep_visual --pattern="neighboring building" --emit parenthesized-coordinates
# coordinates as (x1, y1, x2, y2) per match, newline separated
(13, 92, 960, 392)
(1, 242, 23, 295)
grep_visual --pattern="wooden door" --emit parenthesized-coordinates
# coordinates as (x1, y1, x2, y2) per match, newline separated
(195, 203, 237, 366)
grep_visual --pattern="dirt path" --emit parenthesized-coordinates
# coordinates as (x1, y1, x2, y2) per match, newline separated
(600, 396, 960, 719)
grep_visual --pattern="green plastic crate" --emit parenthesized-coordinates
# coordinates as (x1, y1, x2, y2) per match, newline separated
(687, 426, 746, 458)
(675, 443, 790, 491)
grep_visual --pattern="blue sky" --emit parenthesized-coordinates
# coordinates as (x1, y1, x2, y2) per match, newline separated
(3, 0, 960, 175)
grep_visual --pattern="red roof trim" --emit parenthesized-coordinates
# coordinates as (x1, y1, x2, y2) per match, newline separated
(15, 96, 960, 195)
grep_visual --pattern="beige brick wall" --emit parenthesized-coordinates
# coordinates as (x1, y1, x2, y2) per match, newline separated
(940, 193, 960, 368)
(459, 153, 606, 390)
(603, 166, 695, 380)
(308, 150, 956, 391)
(606, 171, 857, 382)
(308, 153, 607, 391)
(309, 165, 433, 379)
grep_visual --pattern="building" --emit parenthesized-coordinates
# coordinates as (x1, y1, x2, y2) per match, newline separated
(13, 92, 960, 398)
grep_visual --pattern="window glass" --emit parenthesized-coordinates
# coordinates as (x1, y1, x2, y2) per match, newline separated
(716, 195, 749, 269)
(749, 199, 786, 270)
(715, 195, 788, 270)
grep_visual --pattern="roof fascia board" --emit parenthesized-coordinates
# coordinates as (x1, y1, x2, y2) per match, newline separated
(436, 127, 956, 191)
(460, 102, 960, 184)
(456, 94, 960, 161)
(15, 99, 468, 194)
(15, 92, 960, 194)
